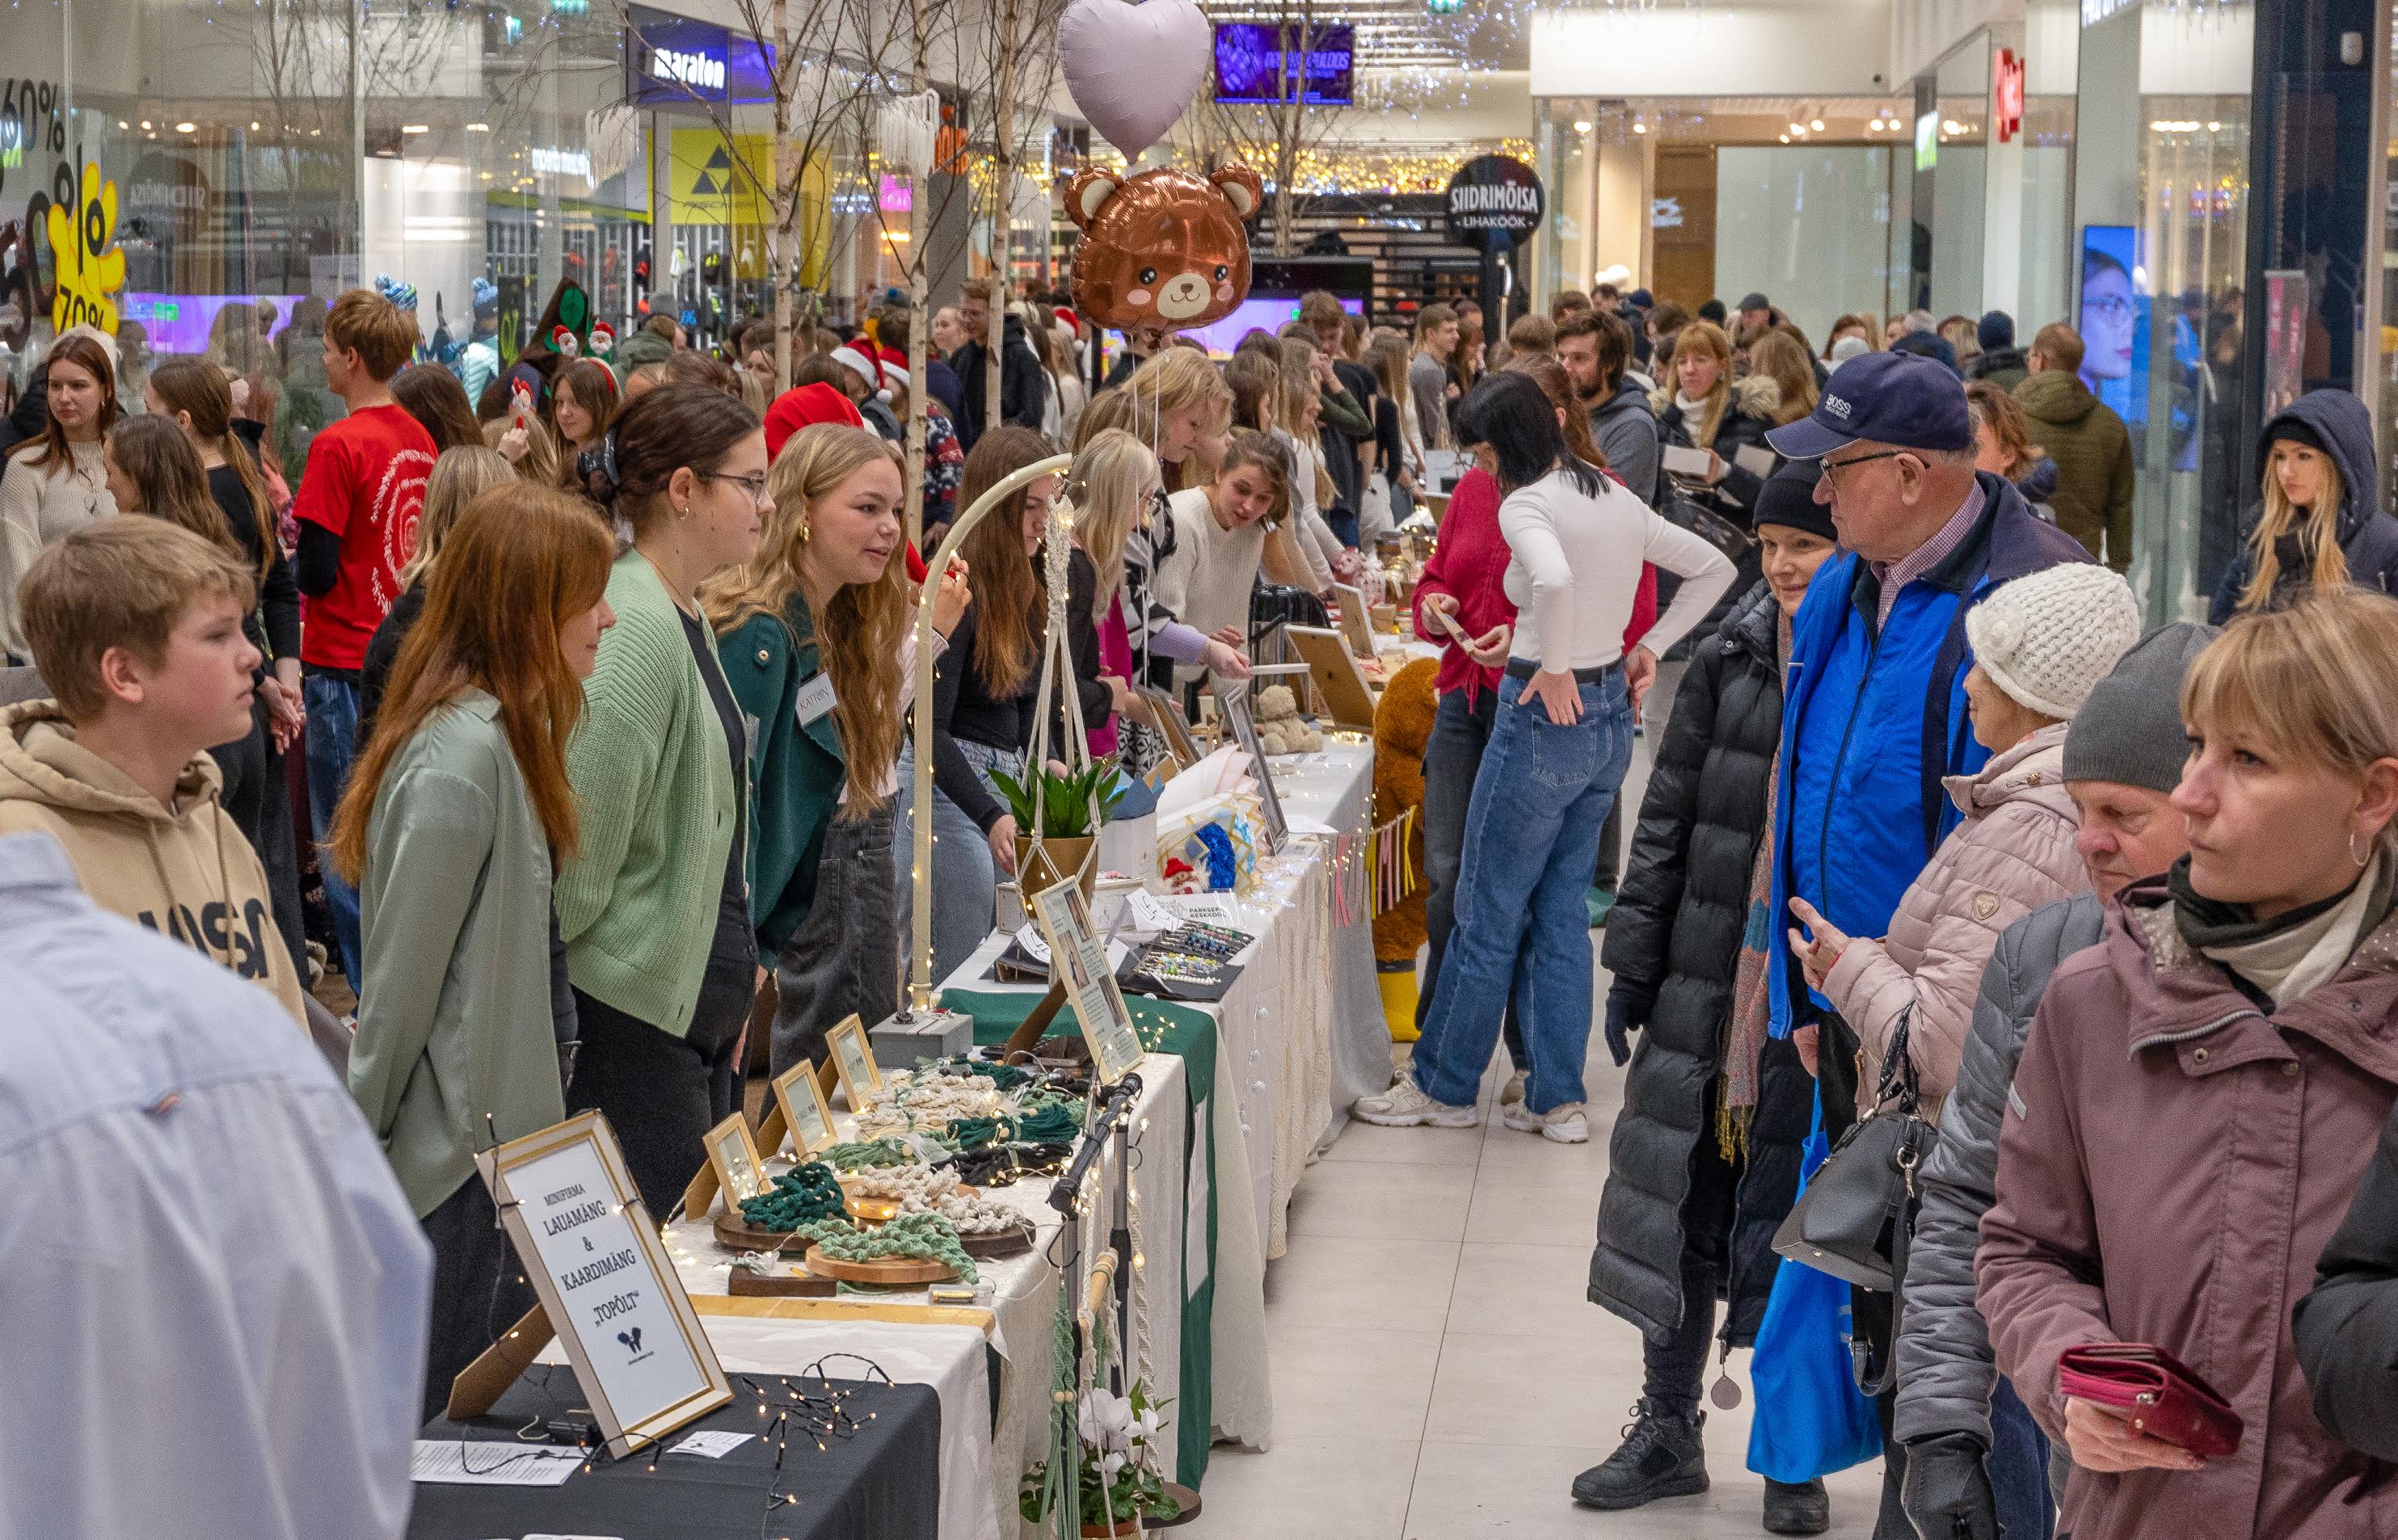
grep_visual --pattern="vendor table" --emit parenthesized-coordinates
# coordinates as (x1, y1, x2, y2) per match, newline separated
(408, 1364, 942, 1540)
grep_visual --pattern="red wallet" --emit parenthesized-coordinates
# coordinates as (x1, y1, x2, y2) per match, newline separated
(2056, 1343, 2244, 1459)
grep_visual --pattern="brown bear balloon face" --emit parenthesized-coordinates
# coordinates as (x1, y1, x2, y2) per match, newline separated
(1066, 163, 1263, 330)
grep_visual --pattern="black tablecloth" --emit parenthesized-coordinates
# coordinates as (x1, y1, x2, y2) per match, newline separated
(407, 1364, 942, 1540)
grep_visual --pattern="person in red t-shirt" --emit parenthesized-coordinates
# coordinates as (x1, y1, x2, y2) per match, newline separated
(293, 288, 435, 994)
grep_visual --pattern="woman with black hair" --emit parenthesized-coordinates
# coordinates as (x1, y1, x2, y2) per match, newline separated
(1359, 372, 1734, 1143)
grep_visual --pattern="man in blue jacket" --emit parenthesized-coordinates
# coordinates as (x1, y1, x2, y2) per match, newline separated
(1759, 349, 2091, 1532)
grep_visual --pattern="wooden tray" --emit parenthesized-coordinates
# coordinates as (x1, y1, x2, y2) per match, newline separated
(803, 1243, 959, 1285)
(714, 1211, 814, 1253)
(960, 1222, 1035, 1260)
(840, 1178, 975, 1226)
(727, 1264, 837, 1298)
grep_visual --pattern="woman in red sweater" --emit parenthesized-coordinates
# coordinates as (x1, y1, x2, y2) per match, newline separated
(1410, 356, 1655, 1095)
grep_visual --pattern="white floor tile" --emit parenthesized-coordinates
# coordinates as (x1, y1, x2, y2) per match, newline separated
(1262, 1320, 1443, 1441)
(1285, 1159, 1477, 1242)
(1183, 1435, 1418, 1540)
(1262, 1235, 1462, 1332)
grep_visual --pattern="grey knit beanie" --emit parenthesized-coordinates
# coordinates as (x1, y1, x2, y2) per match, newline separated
(2061, 621, 2219, 792)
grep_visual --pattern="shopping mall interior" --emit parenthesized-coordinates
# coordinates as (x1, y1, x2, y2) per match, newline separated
(4, 0, 2398, 1537)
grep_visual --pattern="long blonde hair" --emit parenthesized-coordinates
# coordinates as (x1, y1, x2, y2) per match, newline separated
(1675, 321, 1735, 446)
(405, 446, 516, 587)
(1123, 347, 1233, 491)
(1749, 331, 1819, 426)
(1064, 428, 1159, 605)
(2237, 448, 2350, 613)
(702, 423, 909, 812)
(2184, 588, 2398, 856)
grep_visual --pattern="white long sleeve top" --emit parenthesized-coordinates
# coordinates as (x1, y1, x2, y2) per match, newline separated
(1499, 467, 1736, 673)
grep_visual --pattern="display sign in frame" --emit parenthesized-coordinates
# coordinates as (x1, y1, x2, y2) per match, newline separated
(1030, 877, 1147, 1087)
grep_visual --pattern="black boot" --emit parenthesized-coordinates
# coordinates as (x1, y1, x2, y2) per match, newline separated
(1763, 1476, 1831, 1535)
(1570, 1400, 1708, 1510)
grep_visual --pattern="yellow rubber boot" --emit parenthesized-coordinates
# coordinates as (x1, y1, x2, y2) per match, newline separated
(1378, 964, 1420, 1042)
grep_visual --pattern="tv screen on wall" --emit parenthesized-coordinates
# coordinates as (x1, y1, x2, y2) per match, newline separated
(1213, 23, 1355, 106)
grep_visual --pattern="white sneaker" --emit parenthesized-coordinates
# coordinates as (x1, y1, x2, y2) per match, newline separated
(1499, 1071, 1528, 1106)
(1355, 1077, 1479, 1128)
(1504, 1100, 1590, 1143)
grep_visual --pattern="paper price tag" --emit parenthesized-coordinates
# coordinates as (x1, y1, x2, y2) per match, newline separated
(668, 1431, 754, 1458)
(1125, 889, 1178, 935)
(1014, 923, 1053, 963)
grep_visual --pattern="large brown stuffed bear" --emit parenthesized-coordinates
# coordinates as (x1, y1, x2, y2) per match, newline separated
(1371, 658, 1438, 1041)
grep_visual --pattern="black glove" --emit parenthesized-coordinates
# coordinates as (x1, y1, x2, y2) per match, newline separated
(1602, 981, 1655, 1067)
(1900, 1432, 1999, 1540)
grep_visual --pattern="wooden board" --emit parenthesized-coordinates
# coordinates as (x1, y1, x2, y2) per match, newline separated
(960, 1223, 1035, 1260)
(803, 1243, 959, 1285)
(727, 1266, 837, 1298)
(712, 1211, 814, 1253)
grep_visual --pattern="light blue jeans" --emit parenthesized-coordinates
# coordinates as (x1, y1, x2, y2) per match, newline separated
(1412, 669, 1634, 1114)
(892, 739, 1021, 991)
(301, 672, 363, 993)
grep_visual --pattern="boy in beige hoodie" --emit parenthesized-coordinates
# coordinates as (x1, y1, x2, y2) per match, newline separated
(0, 519, 308, 1023)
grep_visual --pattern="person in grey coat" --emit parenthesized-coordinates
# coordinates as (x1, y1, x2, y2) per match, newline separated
(1894, 621, 2214, 1540)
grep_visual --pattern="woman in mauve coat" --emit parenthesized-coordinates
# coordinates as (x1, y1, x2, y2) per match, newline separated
(1979, 589, 2398, 1540)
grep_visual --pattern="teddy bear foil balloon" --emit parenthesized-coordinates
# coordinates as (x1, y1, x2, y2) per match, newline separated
(1066, 163, 1263, 332)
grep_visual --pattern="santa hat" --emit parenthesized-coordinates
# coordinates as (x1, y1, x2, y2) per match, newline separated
(880, 360, 911, 395)
(1051, 306, 1080, 337)
(829, 344, 884, 396)
(762, 382, 864, 461)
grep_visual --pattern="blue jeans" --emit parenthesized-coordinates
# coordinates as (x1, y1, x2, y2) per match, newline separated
(1417, 688, 1525, 1062)
(892, 739, 1018, 991)
(302, 672, 363, 993)
(1413, 670, 1633, 1114)
(1991, 1375, 2055, 1540)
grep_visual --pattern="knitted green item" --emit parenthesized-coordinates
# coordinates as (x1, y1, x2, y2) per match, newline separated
(823, 1137, 919, 1170)
(1013, 1101, 1081, 1145)
(961, 1060, 1034, 1090)
(807, 1211, 979, 1283)
(736, 1162, 847, 1231)
(946, 1117, 1009, 1152)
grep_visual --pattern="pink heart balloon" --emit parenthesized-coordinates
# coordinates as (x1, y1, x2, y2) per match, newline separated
(1058, 0, 1213, 160)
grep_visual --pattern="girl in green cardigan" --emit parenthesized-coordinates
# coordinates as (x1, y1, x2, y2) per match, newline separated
(331, 481, 615, 1419)
(557, 385, 769, 1216)
(704, 423, 969, 1079)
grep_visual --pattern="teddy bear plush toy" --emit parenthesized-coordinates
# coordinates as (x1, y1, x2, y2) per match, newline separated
(1250, 684, 1322, 757)
(1370, 658, 1437, 1041)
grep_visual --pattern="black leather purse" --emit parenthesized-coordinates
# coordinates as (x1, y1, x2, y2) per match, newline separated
(1771, 1010, 1935, 1389)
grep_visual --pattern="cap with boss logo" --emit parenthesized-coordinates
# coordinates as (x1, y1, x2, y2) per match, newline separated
(1766, 350, 1974, 461)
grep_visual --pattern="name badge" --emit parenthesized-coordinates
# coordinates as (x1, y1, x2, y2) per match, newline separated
(794, 671, 837, 725)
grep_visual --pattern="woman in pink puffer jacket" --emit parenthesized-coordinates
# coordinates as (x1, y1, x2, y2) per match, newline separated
(1788, 562, 2143, 1116)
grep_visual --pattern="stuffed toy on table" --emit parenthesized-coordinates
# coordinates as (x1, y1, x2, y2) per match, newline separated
(1370, 658, 1437, 1041)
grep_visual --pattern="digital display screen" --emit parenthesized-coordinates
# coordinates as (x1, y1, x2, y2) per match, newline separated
(120, 292, 308, 356)
(1152, 293, 1364, 358)
(1214, 23, 1355, 106)
(2079, 224, 2147, 427)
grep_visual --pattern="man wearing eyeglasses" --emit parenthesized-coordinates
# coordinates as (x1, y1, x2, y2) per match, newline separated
(1752, 348, 2092, 1526)
(2017, 322, 2135, 572)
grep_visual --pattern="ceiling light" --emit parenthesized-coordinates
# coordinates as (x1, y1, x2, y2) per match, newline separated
(175, 121, 196, 133)
(117, 119, 129, 129)
(1572, 120, 1592, 133)
(2206, 120, 2221, 131)
(1632, 121, 1647, 133)
(249, 120, 260, 130)
(466, 122, 491, 133)
(1810, 118, 1825, 131)
(140, 120, 153, 130)
(401, 123, 429, 134)
(1778, 133, 1791, 143)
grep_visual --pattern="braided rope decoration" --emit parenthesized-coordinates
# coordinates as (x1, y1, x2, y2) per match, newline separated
(736, 1162, 848, 1232)
(808, 1211, 980, 1283)
(821, 1137, 921, 1170)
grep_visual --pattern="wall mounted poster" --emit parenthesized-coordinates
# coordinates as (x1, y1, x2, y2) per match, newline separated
(1030, 877, 1146, 1085)
(478, 1111, 731, 1457)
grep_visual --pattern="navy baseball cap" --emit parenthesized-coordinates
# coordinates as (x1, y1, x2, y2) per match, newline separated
(1766, 350, 1974, 460)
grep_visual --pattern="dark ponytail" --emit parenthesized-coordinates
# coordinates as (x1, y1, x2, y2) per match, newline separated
(602, 385, 760, 536)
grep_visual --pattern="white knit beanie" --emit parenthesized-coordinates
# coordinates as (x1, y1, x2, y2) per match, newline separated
(1964, 563, 2143, 720)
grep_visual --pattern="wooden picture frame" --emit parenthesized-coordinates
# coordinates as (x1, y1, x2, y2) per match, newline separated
(762, 1056, 838, 1160)
(825, 1014, 883, 1111)
(1030, 877, 1146, 1087)
(703, 1113, 767, 1210)
(1332, 582, 1378, 659)
(1286, 624, 1379, 732)
(1133, 683, 1199, 770)
(475, 1111, 732, 1458)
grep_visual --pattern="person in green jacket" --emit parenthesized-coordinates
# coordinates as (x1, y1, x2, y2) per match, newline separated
(331, 481, 615, 1419)
(704, 423, 970, 1079)
(2014, 322, 2135, 572)
(558, 385, 769, 1217)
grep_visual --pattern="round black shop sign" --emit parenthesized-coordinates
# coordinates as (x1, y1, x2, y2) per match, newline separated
(1443, 154, 1545, 252)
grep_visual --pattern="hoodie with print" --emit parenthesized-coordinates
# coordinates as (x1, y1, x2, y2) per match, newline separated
(0, 699, 307, 1024)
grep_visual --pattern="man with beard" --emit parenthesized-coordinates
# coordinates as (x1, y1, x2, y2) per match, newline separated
(1558, 309, 1660, 505)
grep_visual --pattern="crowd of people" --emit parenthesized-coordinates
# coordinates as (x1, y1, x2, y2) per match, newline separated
(11, 262, 2398, 1540)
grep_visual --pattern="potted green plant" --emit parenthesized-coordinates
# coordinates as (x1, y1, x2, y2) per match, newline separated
(990, 755, 1124, 902)
(1019, 1382, 1182, 1535)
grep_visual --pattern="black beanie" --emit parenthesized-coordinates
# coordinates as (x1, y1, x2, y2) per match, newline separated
(1752, 460, 1835, 542)
(2268, 419, 2329, 457)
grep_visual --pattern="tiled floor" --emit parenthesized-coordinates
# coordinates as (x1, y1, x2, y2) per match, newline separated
(1185, 663, 1886, 1538)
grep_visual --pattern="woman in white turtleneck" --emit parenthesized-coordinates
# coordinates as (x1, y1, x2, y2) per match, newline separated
(0, 331, 121, 663)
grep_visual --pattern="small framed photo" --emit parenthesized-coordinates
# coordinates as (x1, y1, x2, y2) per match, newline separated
(703, 1113, 766, 1207)
(769, 1058, 837, 1159)
(825, 1014, 883, 1111)
(1030, 877, 1146, 1087)
(478, 1111, 732, 1458)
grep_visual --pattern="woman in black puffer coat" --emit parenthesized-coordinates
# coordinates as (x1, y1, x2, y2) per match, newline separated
(1575, 463, 1838, 1534)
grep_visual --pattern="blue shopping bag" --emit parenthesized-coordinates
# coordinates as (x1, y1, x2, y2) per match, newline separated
(1746, 1088, 1884, 1482)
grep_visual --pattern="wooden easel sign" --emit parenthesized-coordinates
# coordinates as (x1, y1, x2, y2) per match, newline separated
(1030, 877, 1146, 1087)
(470, 1111, 731, 1458)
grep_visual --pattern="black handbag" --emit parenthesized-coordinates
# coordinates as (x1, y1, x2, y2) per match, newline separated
(1771, 1010, 1935, 1389)
(1656, 479, 1757, 562)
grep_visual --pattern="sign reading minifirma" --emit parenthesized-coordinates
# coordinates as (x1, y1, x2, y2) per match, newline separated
(1443, 154, 1545, 250)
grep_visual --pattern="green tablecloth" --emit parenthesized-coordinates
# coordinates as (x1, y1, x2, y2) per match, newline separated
(937, 987, 1220, 1486)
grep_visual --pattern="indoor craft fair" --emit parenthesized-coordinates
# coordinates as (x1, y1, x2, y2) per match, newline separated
(11, 0, 2398, 1537)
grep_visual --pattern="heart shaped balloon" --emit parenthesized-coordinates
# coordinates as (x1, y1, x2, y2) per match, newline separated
(1058, 0, 1213, 160)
